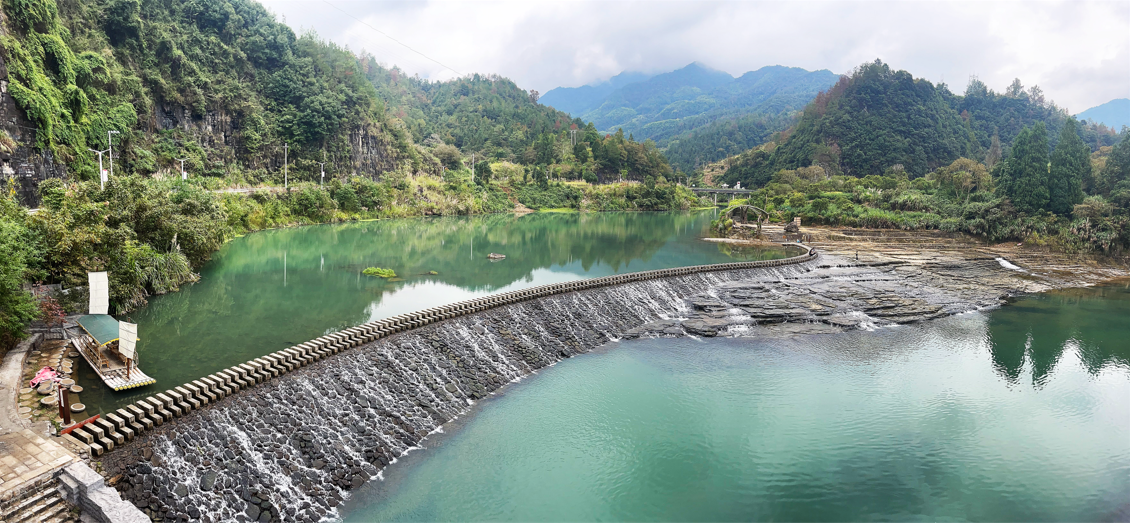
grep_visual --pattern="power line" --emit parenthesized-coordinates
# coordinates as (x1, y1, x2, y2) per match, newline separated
(322, 0, 463, 77)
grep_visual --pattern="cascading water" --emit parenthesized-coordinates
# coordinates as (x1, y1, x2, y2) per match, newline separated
(105, 267, 816, 523)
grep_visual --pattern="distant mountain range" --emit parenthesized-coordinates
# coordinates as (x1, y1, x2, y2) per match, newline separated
(540, 63, 839, 171)
(538, 71, 653, 117)
(1077, 98, 1129, 130)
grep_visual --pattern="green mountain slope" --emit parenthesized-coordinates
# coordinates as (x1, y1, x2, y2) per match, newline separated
(359, 59, 582, 162)
(582, 63, 839, 143)
(0, 0, 425, 185)
(554, 63, 838, 172)
(720, 60, 1120, 188)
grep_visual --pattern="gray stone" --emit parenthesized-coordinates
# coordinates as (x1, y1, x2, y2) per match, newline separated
(681, 318, 732, 337)
(201, 470, 218, 491)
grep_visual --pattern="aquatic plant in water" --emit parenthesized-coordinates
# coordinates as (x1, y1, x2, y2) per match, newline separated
(363, 267, 397, 278)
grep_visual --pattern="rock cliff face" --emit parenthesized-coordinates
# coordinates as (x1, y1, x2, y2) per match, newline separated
(98, 247, 1127, 522)
(149, 102, 415, 177)
(0, 53, 67, 208)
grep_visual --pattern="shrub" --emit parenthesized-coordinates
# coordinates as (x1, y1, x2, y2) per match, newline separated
(362, 267, 396, 278)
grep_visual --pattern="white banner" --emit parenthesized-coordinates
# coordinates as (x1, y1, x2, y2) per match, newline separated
(118, 321, 137, 360)
(89, 272, 109, 315)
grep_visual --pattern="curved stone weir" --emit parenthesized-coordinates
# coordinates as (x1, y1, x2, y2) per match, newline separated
(75, 250, 816, 521)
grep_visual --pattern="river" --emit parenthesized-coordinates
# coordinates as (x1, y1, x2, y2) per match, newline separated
(341, 283, 1130, 522)
(77, 211, 791, 414)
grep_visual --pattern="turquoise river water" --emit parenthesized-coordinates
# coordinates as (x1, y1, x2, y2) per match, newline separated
(341, 283, 1130, 522)
(78, 211, 789, 414)
(73, 211, 1130, 521)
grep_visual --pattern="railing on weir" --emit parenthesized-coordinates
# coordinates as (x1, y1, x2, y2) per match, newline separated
(60, 246, 819, 456)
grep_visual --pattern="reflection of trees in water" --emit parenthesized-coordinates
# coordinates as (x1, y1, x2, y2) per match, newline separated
(988, 281, 1130, 385)
(205, 212, 778, 291)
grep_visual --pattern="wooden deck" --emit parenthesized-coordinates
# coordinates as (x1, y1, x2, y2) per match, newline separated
(71, 336, 155, 391)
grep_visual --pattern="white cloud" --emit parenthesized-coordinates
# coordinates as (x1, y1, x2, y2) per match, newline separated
(261, 0, 1130, 111)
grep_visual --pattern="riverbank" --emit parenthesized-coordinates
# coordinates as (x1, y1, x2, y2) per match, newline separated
(93, 239, 1128, 521)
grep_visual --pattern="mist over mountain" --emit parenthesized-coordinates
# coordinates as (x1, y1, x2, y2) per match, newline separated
(1077, 99, 1130, 131)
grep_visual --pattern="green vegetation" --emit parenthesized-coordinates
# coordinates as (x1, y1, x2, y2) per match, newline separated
(720, 60, 1120, 188)
(0, 198, 40, 348)
(718, 131, 1130, 253)
(0, 0, 418, 182)
(0, 166, 704, 345)
(705, 60, 1129, 254)
(362, 267, 396, 278)
(359, 64, 574, 163)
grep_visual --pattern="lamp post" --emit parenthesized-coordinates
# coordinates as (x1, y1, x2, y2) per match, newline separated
(283, 143, 288, 189)
(176, 158, 188, 180)
(107, 130, 120, 178)
(88, 148, 109, 190)
(318, 162, 326, 187)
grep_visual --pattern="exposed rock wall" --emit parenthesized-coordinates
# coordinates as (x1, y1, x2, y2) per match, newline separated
(0, 52, 67, 208)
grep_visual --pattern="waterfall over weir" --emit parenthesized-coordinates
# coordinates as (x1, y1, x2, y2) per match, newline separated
(101, 264, 814, 522)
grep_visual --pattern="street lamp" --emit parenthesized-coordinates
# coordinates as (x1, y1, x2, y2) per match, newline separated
(283, 143, 288, 189)
(175, 158, 188, 180)
(107, 130, 120, 178)
(89, 148, 110, 190)
(318, 162, 326, 187)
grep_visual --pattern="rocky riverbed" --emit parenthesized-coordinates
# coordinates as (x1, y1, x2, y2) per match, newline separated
(97, 244, 1128, 522)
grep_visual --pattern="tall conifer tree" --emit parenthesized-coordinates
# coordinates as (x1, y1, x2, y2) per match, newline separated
(1048, 119, 1088, 215)
(1003, 122, 1050, 213)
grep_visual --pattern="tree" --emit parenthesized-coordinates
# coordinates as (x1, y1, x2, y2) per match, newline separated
(986, 134, 1002, 170)
(475, 161, 492, 185)
(1000, 123, 1049, 214)
(1098, 132, 1130, 197)
(1006, 78, 1025, 98)
(433, 144, 462, 170)
(533, 165, 549, 188)
(1048, 119, 1088, 215)
(534, 134, 556, 165)
(0, 200, 39, 348)
(932, 158, 991, 202)
(573, 142, 589, 164)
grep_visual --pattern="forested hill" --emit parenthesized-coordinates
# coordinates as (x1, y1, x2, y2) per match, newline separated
(538, 71, 652, 117)
(357, 57, 581, 162)
(720, 60, 1120, 188)
(0, 0, 430, 187)
(540, 62, 838, 172)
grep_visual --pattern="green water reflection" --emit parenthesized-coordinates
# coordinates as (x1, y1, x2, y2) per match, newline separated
(988, 280, 1130, 385)
(344, 282, 1130, 522)
(78, 211, 791, 413)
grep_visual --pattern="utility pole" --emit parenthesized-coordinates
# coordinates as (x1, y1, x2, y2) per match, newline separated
(89, 148, 109, 190)
(471, 153, 475, 184)
(318, 162, 326, 187)
(283, 143, 288, 189)
(107, 130, 120, 178)
(176, 158, 188, 180)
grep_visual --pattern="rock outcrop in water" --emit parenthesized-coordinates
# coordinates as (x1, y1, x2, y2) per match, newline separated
(98, 248, 1127, 522)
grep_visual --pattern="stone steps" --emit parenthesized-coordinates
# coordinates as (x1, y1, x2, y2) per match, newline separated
(0, 486, 75, 523)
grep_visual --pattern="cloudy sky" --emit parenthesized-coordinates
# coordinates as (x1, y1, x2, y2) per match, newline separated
(259, 0, 1129, 113)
